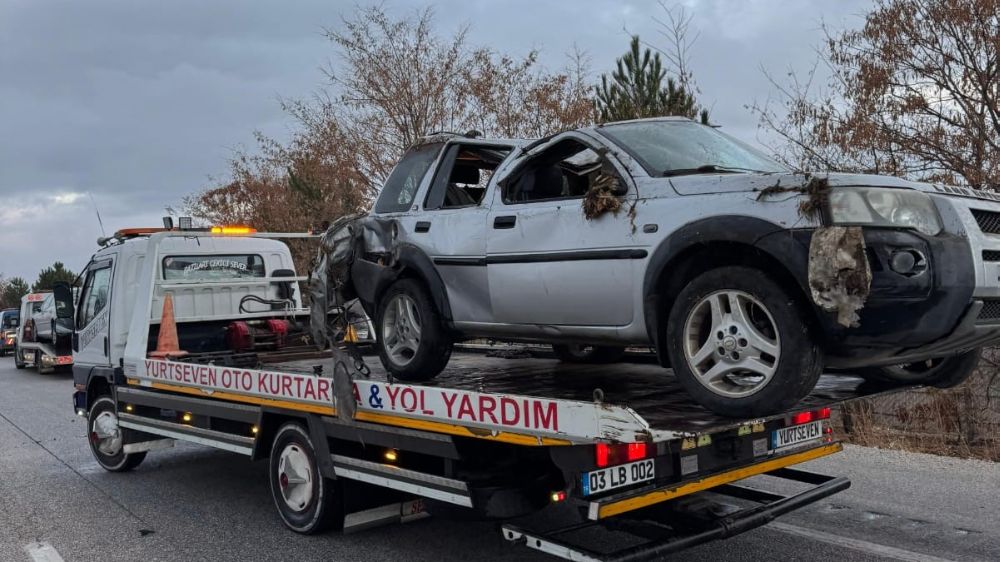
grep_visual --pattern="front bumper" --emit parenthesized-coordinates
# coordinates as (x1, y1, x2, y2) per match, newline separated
(778, 226, 988, 366)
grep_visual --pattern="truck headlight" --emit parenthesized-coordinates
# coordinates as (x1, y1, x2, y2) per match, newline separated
(828, 187, 942, 236)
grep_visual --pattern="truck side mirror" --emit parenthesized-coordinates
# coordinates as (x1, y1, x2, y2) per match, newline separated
(271, 269, 296, 303)
(53, 282, 75, 320)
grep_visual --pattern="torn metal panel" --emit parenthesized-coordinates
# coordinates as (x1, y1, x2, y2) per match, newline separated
(310, 213, 365, 348)
(808, 226, 872, 328)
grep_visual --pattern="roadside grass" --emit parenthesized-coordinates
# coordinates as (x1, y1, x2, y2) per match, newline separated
(834, 351, 1000, 462)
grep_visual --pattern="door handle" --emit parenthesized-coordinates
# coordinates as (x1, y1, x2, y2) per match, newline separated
(103, 336, 109, 357)
(493, 216, 516, 229)
(415, 221, 431, 233)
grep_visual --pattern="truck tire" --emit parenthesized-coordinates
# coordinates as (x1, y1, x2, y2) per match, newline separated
(552, 344, 627, 364)
(858, 348, 980, 389)
(666, 266, 823, 418)
(268, 422, 343, 534)
(375, 278, 452, 382)
(13, 346, 25, 369)
(88, 396, 147, 472)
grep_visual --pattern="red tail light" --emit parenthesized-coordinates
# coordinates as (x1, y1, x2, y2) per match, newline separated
(596, 442, 649, 468)
(626, 442, 647, 461)
(789, 407, 833, 426)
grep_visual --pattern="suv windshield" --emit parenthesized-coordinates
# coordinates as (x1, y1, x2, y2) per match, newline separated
(598, 120, 786, 177)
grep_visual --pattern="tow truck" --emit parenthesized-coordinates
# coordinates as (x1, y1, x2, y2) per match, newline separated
(59, 225, 909, 560)
(14, 292, 74, 373)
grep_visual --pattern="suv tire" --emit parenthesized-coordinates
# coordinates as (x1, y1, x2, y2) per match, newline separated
(666, 266, 822, 418)
(552, 344, 626, 364)
(375, 278, 452, 382)
(858, 348, 980, 389)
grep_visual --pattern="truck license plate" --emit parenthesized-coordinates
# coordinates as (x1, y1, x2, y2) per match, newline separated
(581, 459, 654, 496)
(772, 421, 822, 450)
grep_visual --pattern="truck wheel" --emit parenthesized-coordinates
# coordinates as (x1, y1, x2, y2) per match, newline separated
(269, 422, 343, 534)
(858, 349, 980, 389)
(13, 346, 25, 369)
(376, 278, 452, 382)
(88, 396, 147, 472)
(552, 344, 626, 364)
(666, 266, 823, 418)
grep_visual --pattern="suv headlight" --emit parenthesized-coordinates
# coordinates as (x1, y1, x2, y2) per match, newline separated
(828, 187, 942, 236)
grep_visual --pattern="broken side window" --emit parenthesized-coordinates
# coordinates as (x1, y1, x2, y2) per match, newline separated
(502, 139, 615, 204)
(374, 143, 443, 214)
(424, 143, 512, 210)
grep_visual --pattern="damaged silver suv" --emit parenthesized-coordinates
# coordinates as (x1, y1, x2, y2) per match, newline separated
(321, 117, 995, 417)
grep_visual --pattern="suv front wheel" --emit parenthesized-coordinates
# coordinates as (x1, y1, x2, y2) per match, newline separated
(666, 266, 823, 418)
(375, 278, 453, 382)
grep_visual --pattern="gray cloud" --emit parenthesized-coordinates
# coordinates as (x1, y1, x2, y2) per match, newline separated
(0, 0, 870, 282)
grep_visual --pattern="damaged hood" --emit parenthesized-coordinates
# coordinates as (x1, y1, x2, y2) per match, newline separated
(669, 171, 962, 198)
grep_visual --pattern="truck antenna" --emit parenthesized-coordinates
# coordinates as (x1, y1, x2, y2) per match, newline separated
(88, 192, 107, 237)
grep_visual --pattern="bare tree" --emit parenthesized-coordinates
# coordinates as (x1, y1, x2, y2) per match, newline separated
(752, 0, 1000, 189)
(187, 5, 596, 240)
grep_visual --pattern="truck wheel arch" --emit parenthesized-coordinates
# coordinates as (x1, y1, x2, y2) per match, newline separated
(643, 216, 816, 367)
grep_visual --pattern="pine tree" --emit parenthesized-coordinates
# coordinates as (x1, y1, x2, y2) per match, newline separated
(0, 277, 29, 309)
(32, 262, 77, 292)
(595, 36, 708, 124)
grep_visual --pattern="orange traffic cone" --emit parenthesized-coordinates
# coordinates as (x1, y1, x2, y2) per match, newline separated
(149, 293, 188, 358)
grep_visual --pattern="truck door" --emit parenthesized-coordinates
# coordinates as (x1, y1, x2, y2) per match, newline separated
(74, 258, 115, 367)
(486, 134, 640, 327)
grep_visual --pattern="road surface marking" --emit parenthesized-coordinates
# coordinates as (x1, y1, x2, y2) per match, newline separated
(770, 522, 958, 562)
(23, 542, 64, 562)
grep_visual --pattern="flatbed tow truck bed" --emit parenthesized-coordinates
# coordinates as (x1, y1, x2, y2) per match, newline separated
(102, 350, 898, 561)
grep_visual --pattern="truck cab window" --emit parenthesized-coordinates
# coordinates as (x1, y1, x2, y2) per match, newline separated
(424, 144, 512, 210)
(374, 143, 443, 214)
(77, 266, 112, 329)
(162, 255, 265, 280)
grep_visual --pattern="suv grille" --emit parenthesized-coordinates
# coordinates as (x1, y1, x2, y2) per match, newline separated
(971, 209, 1000, 234)
(978, 300, 1000, 323)
(984, 250, 1000, 261)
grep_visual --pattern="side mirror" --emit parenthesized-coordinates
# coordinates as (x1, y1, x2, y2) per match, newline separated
(271, 269, 296, 303)
(53, 282, 75, 320)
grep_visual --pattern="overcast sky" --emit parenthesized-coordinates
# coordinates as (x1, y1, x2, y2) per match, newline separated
(0, 0, 871, 282)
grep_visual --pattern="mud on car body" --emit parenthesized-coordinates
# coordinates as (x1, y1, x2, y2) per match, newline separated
(312, 117, 994, 417)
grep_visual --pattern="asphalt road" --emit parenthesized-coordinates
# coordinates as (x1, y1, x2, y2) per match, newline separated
(1, 357, 998, 562)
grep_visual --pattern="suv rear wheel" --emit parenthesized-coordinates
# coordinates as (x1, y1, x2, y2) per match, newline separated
(858, 349, 980, 389)
(376, 278, 452, 382)
(551, 344, 626, 364)
(666, 266, 823, 418)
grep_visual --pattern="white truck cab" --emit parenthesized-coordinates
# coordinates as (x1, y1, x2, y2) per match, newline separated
(70, 226, 304, 390)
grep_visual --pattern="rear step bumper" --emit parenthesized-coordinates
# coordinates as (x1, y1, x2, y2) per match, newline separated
(503, 453, 849, 561)
(587, 443, 842, 520)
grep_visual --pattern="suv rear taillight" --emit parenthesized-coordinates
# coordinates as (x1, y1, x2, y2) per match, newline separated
(595, 442, 648, 468)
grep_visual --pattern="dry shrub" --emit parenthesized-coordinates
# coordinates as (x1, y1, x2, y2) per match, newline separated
(836, 349, 1000, 461)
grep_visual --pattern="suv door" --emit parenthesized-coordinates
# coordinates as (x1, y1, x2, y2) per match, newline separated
(419, 141, 512, 323)
(74, 258, 115, 367)
(486, 133, 641, 327)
